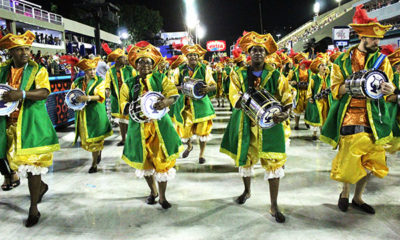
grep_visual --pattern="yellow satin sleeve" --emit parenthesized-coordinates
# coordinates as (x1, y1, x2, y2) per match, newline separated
(119, 83, 130, 114)
(287, 69, 294, 81)
(330, 63, 345, 100)
(94, 77, 106, 103)
(276, 72, 293, 107)
(173, 68, 180, 85)
(132, 68, 138, 78)
(161, 75, 179, 98)
(205, 66, 216, 86)
(105, 69, 112, 89)
(34, 67, 51, 92)
(229, 70, 242, 107)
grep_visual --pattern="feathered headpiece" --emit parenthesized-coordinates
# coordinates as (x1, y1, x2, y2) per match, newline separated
(60, 55, 80, 80)
(349, 4, 392, 38)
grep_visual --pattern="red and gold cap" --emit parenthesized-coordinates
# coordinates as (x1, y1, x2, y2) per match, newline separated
(181, 44, 207, 57)
(76, 57, 101, 71)
(128, 41, 162, 69)
(0, 30, 35, 50)
(310, 57, 327, 74)
(239, 31, 278, 54)
(381, 45, 400, 66)
(349, 5, 392, 39)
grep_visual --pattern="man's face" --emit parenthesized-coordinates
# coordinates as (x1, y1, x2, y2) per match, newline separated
(395, 63, 400, 73)
(362, 37, 380, 53)
(136, 57, 153, 76)
(85, 68, 97, 79)
(187, 53, 199, 66)
(249, 46, 266, 65)
(117, 55, 127, 66)
(9, 46, 31, 65)
(318, 63, 327, 74)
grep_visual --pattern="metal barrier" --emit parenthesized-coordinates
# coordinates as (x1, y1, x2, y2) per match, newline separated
(0, 0, 63, 25)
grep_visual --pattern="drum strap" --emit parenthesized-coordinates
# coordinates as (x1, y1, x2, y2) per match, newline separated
(132, 78, 142, 102)
(372, 54, 386, 70)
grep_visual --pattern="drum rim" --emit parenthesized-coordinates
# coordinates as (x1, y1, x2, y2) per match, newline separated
(0, 84, 19, 116)
(65, 88, 87, 111)
(258, 104, 282, 128)
(363, 70, 388, 99)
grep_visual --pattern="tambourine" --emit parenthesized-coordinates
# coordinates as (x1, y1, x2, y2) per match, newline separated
(0, 84, 19, 116)
(65, 89, 87, 111)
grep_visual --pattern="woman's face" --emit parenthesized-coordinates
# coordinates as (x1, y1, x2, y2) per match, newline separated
(318, 63, 327, 74)
(85, 68, 96, 79)
(136, 57, 153, 76)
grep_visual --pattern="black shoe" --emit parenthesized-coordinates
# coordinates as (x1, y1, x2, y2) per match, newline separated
(117, 141, 125, 147)
(271, 211, 286, 223)
(235, 193, 250, 204)
(96, 153, 102, 164)
(199, 157, 206, 164)
(1, 182, 12, 191)
(25, 212, 41, 228)
(159, 200, 171, 209)
(338, 193, 349, 212)
(146, 194, 158, 205)
(352, 200, 375, 214)
(38, 183, 48, 204)
(312, 135, 318, 141)
(294, 126, 299, 130)
(88, 166, 98, 174)
(305, 123, 310, 129)
(182, 145, 193, 158)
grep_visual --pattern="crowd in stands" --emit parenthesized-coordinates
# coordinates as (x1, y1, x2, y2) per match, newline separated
(365, 0, 400, 12)
(33, 32, 62, 45)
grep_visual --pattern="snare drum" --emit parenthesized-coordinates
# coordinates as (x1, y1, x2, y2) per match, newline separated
(65, 89, 87, 111)
(0, 84, 19, 116)
(345, 69, 388, 99)
(314, 88, 331, 100)
(298, 82, 309, 90)
(240, 89, 283, 129)
(181, 77, 206, 99)
(129, 91, 168, 123)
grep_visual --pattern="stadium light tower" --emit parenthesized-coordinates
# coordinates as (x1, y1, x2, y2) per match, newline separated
(336, 0, 342, 7)
(314, 2, 320, 16)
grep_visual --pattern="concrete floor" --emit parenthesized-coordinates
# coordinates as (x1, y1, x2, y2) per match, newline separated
(1, 104, 400, 240)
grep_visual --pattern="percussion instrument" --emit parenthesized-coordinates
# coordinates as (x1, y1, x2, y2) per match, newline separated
(65, 89, 87, 111)
(298, 82, 309, 90)
(240, 88, 283, 129)
(345, 69, 388, 99)
(314, 88, 331, 100)
(181, 77, 206, 99)
(0, 84, 19, 116)
(129, 91, 168, 123)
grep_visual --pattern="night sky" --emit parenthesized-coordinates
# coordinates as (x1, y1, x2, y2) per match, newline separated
(31, 0, 352, 46)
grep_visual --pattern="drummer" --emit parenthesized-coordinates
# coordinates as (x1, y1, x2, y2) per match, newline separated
(172, 44, 217, 164)
(71, 57, 113, 174)
(104, 47, 136, 146)
(213, 62, 225, 107)
(220, 31, 293, 223)
(120, 41, 183, 209)
(304, 55, 330, 140)
(320, 5, 394, 214)
(0, 31, 60, 227)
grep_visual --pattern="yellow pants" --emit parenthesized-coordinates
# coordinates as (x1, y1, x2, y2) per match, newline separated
(7, 124, 53, 171)
(78, 114, 104, 152)
(142, 122, 175, 173)
(242, 124, 286, 172)
(293, 89, 308, 115)
(177, 104, 213, 140)
(331, 132, 388, 184)
(319, 98, 329, 125)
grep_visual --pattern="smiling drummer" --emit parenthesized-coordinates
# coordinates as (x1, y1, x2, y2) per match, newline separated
(120, 41, 183, 209)
(220, 31, 293, 223)
(172, 44, 217, 164)
(320, 5, 395, 214)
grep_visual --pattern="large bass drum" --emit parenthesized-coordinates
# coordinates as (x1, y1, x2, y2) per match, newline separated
(181, 77, 206, 99)
(0, 84, 19, 116)
(345, 69, 388, 99)
(240, 89, 282, 129)
(65, 89, 87, 111)
(129, 91, 168, 123)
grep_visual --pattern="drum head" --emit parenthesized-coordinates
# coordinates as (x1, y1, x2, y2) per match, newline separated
(364, 70, 388, 99)
(192, 81, 206, 99)
(141, 92, 168, 120)
(259, 105, 282, 129)
(65, 89, 86, 111)
(0, 84, 18, 116)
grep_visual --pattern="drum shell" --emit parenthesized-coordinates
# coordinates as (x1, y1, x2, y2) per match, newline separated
(181, 78, 206, 99)
(65, 89, 87, 111)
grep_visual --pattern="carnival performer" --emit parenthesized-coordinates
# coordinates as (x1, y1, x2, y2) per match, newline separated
(321, 5, 394, 214)
(220, 31, 293, 223)
(72, 58, 113, 173)
(214, 62, 225, 107)
(304, 55, 330, 140)
(290, 53, 312, 130)
(121, 41, 183, 209)
(104, 45, 136, 146)
(381, 45, 400, 154)
(223, 57, 234, 110)
(166, 55, 187, 120)
(172, 44, 217, 164)
(0, 31, 60, 227)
